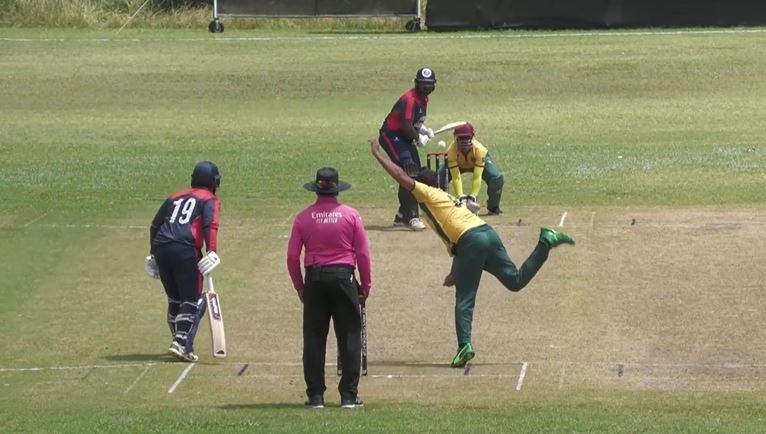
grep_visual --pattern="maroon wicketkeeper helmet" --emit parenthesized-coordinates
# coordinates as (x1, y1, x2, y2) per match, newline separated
(454, 122, 475, 138)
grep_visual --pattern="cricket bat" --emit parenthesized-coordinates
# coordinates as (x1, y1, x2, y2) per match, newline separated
(433, 121, 468, 135)
(206, 275, 227, 358)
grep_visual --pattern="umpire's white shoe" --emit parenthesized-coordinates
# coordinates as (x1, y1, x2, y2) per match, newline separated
(168, 341, 198, 362)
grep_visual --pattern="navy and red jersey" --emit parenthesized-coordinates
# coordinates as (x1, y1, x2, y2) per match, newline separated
(150, 187, 221, 254)
(379, 88, 429, 138)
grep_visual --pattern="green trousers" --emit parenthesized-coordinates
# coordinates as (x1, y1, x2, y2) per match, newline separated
(452, 225, 550, 347)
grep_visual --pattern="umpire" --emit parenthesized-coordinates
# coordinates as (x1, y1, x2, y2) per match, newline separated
(287, 167, 372, 409)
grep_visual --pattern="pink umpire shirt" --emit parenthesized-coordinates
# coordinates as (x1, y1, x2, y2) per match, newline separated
(287, 196, 372, 295)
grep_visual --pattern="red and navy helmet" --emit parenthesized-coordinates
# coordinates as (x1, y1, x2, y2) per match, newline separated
(415, 67, 436, 84)
(191, 161, 221, 191)
(454, 122, 475, 138)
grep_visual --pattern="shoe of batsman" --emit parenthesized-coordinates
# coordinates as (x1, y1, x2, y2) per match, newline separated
(197, 251, 221, 275)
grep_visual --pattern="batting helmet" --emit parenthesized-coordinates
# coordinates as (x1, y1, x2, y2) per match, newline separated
(191, 161, 221, 191)
(454, 122, 475, 138)
(415, 67, 436, 84)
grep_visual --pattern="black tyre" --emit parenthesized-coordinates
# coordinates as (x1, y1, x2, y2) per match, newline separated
(405, 18, 421, 33)
(208, 20, 224, 33)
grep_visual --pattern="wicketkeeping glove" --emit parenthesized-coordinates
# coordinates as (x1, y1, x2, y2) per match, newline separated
(459, 195, 480, 215)
(144, 255, 160, 279)
(197, 251, 221, 276)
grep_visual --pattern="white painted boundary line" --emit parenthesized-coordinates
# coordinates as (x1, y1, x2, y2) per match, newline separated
(168, 363, 195, 394)
(516, 362, 528, 391)
(124, 365, 151, 394)
(2, 27, 766, 43)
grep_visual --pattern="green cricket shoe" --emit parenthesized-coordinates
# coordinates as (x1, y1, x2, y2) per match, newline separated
(450, 343, 475, 368)
(540, 227, 576, 248)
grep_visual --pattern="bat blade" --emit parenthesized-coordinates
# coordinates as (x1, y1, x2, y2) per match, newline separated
(433, 121, 468, 135)
(206, 276, 227, 358)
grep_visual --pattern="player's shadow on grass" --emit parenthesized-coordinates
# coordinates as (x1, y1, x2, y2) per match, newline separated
(364, 224, 414, 232)
(220, 403, 307, 410)
(103, 353, 170, 362)
(374, 360, 452, 369)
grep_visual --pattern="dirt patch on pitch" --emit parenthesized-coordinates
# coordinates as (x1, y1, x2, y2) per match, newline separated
(232, 205, 766, 394)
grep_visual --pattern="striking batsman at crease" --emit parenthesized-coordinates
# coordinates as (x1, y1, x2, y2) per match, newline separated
(377, 67, 437, 231)
(371, 138, 575, 368)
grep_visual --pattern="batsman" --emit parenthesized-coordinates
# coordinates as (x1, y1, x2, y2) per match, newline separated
(145, 161, 223, 362)
(440, 122, 504, 216)
(371, 138, 574, 368)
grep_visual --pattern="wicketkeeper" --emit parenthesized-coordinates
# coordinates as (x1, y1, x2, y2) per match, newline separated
(371, 138, 574, 368)
(146, 161, 222, 362)
(439, 122, 505, 216)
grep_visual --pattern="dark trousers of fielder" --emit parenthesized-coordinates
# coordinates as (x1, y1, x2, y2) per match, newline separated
(452, 225, 550, 347)
(302, 266, 362, 402)
(153, 242, 203, 351)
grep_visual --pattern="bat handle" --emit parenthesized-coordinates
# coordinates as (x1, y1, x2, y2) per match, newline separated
(207, 275, 215, 293)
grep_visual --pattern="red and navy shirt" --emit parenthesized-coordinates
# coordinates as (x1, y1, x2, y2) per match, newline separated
(150, 187, 221, 253)
(380, 88, 428, 137)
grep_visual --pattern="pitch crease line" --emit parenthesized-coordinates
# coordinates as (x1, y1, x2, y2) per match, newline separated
(516, 362, 528, 391)
(0, 362, 157, 372)
(125, 365, 151, 394)
(168, 363, 195, 394)
(558, 212, 568, 227)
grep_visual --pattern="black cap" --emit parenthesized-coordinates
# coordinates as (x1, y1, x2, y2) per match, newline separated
(303, 167, 351, 194)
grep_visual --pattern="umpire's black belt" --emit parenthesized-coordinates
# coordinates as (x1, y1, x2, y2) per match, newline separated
(306, 264, 354, 282)
(306, 264, 354, 273)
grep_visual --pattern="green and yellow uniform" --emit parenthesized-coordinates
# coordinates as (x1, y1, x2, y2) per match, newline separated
(411, 182, 551, 348)
(442, 138, 505, 212)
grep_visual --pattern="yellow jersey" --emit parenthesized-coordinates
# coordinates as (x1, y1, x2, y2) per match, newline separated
(411, 181, 485, 255)
(446, 139, 488, 171)
(446, 139, 488, 197)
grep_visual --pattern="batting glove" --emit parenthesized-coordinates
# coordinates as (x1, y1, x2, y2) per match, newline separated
(419, 125, 435, 139)
(197, 251, 221, 276)
(144, 255, 160, 279)
(417, 133, 431, 147)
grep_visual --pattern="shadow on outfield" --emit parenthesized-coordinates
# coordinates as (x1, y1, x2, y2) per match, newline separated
(373, 360, 452, 368)
(363, 224, 413, 232)
(220, 403, 306, 410)
(103, 353, 169, 362)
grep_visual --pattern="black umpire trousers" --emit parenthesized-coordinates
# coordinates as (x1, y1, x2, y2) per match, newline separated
(302, 265, 362, 401)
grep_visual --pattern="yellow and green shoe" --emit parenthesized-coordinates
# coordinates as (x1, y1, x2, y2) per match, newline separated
(450, 343, 475, 368)
(539, 227, 575, 248)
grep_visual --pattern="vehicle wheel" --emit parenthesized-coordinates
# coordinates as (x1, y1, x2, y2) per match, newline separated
(405, 18, 421, 33)
(208, 20, 224, 33)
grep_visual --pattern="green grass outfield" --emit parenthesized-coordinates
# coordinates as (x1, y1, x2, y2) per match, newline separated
(1, 27, 766, 432)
